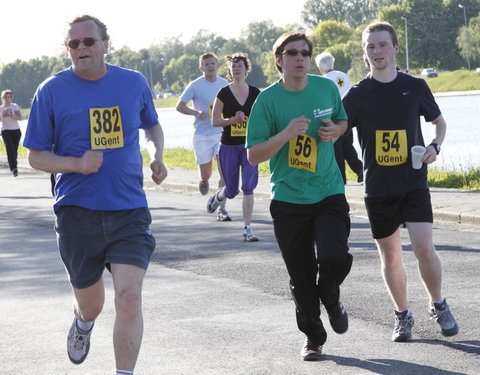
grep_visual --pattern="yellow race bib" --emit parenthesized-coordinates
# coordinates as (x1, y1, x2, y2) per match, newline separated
(89, 106, 124, 150)
(288, 134, 317, 173)
(375, 129, 407, 166)
(231, 116, 248, 137)
(208, 104, 214, 120)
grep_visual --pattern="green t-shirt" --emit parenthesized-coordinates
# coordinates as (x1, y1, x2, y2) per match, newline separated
(246, 74, 347, 204)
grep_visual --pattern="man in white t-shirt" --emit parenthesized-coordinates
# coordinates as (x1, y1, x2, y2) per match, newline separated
(315, 52, 363, 184)
(315, 52, 352, 98)
(176, 53, 230, 221)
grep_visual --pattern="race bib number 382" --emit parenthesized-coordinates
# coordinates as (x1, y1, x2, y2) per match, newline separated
(375, 129, 407, 166)
(89, 106, 124, 150)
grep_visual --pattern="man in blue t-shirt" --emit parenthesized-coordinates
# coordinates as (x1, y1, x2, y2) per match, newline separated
(343, 21, 458, 343)
(23, 15, 167, 374)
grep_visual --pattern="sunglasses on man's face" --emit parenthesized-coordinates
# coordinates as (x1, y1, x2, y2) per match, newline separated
(67, 37, 99, 49)
(282, 49, 312, 58)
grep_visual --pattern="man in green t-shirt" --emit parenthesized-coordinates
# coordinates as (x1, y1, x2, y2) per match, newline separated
(246, 32, 353, 361)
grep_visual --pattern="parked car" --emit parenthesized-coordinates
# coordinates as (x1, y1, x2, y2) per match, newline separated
(421, 68, 438, 78)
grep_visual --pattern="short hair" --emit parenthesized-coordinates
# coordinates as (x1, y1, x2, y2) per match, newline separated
(315, 52, 335, 71)
(199, 53, 218, 67)
(225, 53, 251, 82)
(272, 32, 313, 73)
(64, 15, 110, 46)
(1, 89, 12, 97)
(362, 21, 398, 48)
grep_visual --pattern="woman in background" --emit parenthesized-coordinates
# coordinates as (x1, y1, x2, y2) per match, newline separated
(1, 89, 22, 177)
(208, 53, 261, 242)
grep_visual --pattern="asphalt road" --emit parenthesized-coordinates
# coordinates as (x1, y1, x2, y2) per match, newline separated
(1, 168, 479, 375)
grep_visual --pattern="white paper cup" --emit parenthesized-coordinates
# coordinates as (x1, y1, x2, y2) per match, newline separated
(411, 145, 426, 169)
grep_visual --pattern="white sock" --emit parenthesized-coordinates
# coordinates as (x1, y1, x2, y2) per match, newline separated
(116, 370, 133, 375)
(217, 186, 226, 201)
(76, 319, 94, 332)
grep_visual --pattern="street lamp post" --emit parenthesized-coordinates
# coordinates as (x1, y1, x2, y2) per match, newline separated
(459, 4, 471, 70)
(142, 58, 155, 97)
(401, 16, 409, 73)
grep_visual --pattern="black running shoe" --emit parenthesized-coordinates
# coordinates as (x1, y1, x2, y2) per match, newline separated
(301, 338, 322, 361)
(326, 301, 349, 334)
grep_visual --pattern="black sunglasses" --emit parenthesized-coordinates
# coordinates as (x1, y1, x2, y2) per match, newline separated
(67, 37, 100, 49)
(282, 49, 312, 58)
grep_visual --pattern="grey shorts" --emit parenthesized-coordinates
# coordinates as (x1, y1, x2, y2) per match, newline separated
(55, 206, 156, 289)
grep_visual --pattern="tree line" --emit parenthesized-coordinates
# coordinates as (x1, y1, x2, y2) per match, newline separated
(1, 0, 479, 108)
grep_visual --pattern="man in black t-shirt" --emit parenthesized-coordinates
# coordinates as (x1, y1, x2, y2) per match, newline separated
(343, 21, 458, 343)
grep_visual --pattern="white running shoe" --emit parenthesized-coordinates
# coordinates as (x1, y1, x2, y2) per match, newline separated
(217, 206, 231, 221)
(243, 226, 259, 242)
(67, 318, 94, 364)
(430, 299, 459, 336)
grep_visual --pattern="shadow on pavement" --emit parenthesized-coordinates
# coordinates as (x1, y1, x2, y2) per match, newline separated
(322, 355, 467, 375)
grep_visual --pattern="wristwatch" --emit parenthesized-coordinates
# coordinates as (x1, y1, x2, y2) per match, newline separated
(429, 142, 441, 155)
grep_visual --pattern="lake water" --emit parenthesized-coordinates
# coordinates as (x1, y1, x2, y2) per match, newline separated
(18, 94, 480, 171)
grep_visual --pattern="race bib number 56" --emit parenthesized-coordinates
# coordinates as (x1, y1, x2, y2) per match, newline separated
(90, 106, 124, 150)
(375, 129, 407, 166)
(288, 134, 317, 173)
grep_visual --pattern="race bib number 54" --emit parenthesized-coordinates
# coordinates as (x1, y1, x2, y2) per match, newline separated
(90, 106, 124, 150)
(375, 129, 407, 166)
(288, 134, 317, 173)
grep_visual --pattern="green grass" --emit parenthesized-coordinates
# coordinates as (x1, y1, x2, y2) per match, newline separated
(142, 147, 270, 175)
(20, 108, 30, 118)
(0, 143, 28, 157)
(421, 70, 480, 92)
(153, 97, 179, 108)
(428, 167, 480, 190)
(345, 164, 480, 190)
(6, 144, 478, 190)
(10, 83, 480, 191)
(149, 148, 479, 190)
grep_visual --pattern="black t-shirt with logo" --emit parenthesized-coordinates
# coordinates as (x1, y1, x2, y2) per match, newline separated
(343, 72, 441, 197)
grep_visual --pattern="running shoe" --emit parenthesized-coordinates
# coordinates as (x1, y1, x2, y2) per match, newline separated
(67, 318, 94, 364)
(207, 191, 221, 213)
(13, 168, 18, 177)
(217, 206, 231, 221)
(243, 226, 259, 242)
(326, 301, 348, 334)
(429, 299, 459, 336)
(300, 338, 322, 361)
(392, 310, 414, 342)
(199, 180, 209, 195)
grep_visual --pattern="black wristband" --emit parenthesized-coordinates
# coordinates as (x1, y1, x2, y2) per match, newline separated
(429, 143, 441, 155)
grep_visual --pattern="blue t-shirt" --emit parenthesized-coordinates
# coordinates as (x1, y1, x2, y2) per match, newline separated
(24, 65, 158, 212)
